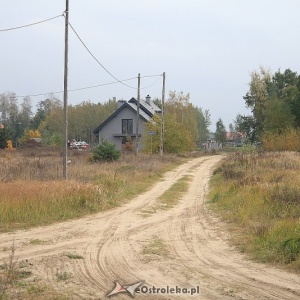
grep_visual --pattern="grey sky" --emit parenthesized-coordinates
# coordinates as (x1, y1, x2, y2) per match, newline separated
(1, 0, 300, 130)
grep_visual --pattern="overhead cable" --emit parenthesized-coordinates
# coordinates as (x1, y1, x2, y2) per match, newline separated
(16, 74, 162, 98)
(0, 14, 63, 32)
(16, 76, 143, 98)
(140, 76, 162, 90)
(67, 20, 138, 89)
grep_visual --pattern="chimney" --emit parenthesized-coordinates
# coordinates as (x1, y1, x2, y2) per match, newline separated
(145, 95, 151, 105)
(117, 100, 126, 108)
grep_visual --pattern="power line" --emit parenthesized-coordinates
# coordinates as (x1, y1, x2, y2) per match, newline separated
(140, 76, 162, 90)
(15, 75, 160, 98)
(0, 14, 63, 32)
(2, 11, 162, 97)
(67, 20, 137, 89)
(67, 20, 163, 90)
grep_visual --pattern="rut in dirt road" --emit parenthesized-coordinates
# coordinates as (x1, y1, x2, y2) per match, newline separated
(1, 155, 300, 300)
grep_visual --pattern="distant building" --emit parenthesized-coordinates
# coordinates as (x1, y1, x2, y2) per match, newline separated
(93, 96, 161, 150)
(226, 131, 245, 146)
(202, 132, 220, 150)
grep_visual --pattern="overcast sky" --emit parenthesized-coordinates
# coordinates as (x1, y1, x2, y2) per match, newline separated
(1, 0, 300, 130)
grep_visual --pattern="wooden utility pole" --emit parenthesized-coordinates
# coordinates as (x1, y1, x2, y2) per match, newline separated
(160, 72, 166, 157)
(136, 73, 141, 156)
(63, 0, 69, 179)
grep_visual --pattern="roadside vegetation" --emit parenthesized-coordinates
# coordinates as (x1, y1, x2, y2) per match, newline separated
(0, 244, 70, 300)
(209, 150, 300, 272)
(0, 147, 190, 233)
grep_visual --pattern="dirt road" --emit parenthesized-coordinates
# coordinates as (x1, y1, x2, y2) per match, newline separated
(1, 155, 300, 299)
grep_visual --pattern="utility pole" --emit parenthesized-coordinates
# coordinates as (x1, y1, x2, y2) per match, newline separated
(136, 73, 140, 156)
(63, 0, 69, 179)
(160, 72, 166, 157)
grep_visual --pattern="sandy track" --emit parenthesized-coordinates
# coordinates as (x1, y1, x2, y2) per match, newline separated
(1, 155, 300, 299)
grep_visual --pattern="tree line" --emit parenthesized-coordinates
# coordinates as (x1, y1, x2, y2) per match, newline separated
(235, 67, 300, 143)
(0, 93, 117, 148)
(144, 91, 211, 153)
(0, 91, 211, 153)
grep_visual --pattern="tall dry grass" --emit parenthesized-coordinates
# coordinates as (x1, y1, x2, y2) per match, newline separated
(262, 127, 300, 151)
(0, 147, 184, 232)
(209, 151, 300, 271)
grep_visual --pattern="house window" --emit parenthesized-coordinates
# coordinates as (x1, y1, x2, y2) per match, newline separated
(122, 119, 133, 134)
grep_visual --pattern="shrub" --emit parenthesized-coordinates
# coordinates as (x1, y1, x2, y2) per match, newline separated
(5, 140, 14, 150)
(91, 139, 120, 162)
(19, 130, 41, 145)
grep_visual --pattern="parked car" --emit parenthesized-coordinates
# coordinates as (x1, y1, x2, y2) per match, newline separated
(70, 141, 89, 150)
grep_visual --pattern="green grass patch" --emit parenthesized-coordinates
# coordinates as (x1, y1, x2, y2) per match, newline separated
(55, 271, 70, 282)
(64, 253, 83, 260)
(209, 151, 300, 271)
(29, 239, 51, 245)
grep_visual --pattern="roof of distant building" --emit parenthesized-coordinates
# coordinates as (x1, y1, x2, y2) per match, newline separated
(93, 97, 160, 134)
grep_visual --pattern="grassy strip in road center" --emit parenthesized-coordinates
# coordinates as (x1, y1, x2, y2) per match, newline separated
(157, 175, 192, 210)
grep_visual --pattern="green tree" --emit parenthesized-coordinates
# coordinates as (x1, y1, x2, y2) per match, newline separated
(38, 98, 117, 144)
(166, 91, 198, 147)
(194, 107, 211, 145)
(0, 92, 21, 145)
(243, 67, 300, 140)
(234, 114, 256, 143)
(67, 99, 116, 142)
(19, 97, 32, 128)
(143, 113, 195, 154)
(91, 138, 120, 162)
(31, 95, 62, 130)
(272, 69, 300, 127)
(143, 91, 210, 153)
(264, 98, 295, 133)
(0, 126, 8, 149)
(215, 118, 227, 144)
(38, 107, 63, 135)
(243, 67, 271, 140)
(41, 131, 63, 147)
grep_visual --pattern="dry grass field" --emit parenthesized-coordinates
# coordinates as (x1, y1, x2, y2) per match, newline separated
(0, 147, 187, 233)
(209, 150, 300, 272)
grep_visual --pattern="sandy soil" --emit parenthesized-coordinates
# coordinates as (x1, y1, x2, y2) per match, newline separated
(1, 155, 300, 299)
